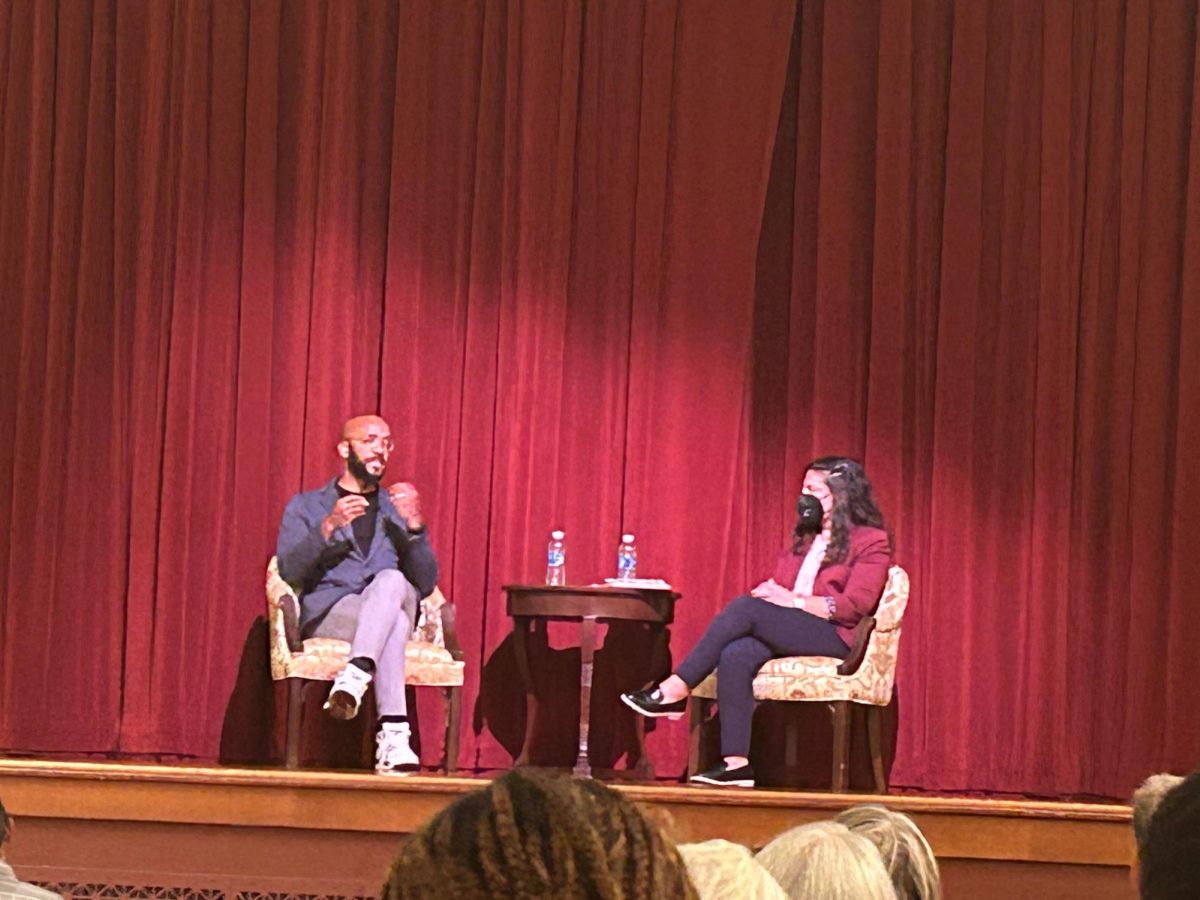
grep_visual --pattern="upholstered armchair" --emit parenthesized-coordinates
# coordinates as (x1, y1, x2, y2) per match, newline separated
(688, 565, 910, 792)
(266, 557, 465, 772)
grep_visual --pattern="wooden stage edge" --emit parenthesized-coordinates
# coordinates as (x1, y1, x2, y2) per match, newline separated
(0, 759, 1136, 897)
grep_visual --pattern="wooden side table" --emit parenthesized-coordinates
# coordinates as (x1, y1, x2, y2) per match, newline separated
(504, 583, 679, 778)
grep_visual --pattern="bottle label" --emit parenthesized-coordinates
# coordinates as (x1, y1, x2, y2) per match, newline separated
(548, 550, 565, 567)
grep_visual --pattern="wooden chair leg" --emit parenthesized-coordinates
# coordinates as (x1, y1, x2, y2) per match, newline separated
(444, 685, 462, 775)
(362, 706, 378, 769)
(285, 679, 304, 769)
(784, 708, 799, 769)
(687, 697, 708, 778)
(830, 701, 850, 793)
(866, 704, 887, 793)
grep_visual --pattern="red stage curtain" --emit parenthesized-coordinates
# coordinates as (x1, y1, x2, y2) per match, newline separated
(1, 0, 1197, 799)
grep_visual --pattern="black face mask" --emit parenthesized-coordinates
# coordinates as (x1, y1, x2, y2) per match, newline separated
(796, 494, 824, 532)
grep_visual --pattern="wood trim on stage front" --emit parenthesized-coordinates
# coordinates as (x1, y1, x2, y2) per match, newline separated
(0, 759, 1135, 898)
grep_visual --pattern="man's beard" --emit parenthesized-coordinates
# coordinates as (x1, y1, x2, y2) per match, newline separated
(347, 447, 383, 488)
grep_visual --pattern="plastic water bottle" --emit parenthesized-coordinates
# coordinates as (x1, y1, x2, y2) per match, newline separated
(617, 533, 637, 580)
(546, 530, 566, 585)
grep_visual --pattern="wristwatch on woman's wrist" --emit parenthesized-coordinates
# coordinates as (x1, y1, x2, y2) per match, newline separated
(824, 595, 837, 620)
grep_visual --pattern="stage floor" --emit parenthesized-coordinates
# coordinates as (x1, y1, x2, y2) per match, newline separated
(0, 759, 1135, 898)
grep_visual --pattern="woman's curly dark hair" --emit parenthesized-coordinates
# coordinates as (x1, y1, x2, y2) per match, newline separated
(381, 768, 698, 899)
(792, 456, 891, 564)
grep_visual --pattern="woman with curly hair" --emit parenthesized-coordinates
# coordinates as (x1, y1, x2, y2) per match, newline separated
(380, 768, 698, 899)
(622, 457, 892, 788)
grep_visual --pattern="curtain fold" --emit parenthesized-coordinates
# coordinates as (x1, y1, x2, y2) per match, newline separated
(1, 0, 1197, 798)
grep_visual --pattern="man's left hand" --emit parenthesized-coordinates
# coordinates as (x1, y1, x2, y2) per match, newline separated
(386, 481, 425, 531)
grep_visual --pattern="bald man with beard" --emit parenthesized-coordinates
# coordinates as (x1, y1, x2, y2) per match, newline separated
(276, 415, 438, 775)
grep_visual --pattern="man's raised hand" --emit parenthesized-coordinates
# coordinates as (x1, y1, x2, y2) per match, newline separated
(322, 495, 370, 540)
(386, 481, 425, 531)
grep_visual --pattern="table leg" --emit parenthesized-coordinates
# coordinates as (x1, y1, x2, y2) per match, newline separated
(574, 616, 597, 778)
(513, 616, 537, 767)
(630, 717, 655, 780)
(629, 622, 669, 779)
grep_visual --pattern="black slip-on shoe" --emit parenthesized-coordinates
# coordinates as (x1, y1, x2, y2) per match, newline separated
(689, 762, 755, 788)
(620, 688, 687, 719)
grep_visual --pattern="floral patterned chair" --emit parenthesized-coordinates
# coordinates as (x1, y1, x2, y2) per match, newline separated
(687, 565, 909, 792)
(266, 557, 465, 772)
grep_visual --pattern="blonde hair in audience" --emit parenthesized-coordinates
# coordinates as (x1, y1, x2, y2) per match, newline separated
(835, 804, 940, 900)
(756, 820, 896, 900)
(677, 839, 787, 900)
(381, 768, 698, 899)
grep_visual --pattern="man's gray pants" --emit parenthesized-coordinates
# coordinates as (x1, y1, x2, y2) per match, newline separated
(311, 569, 419, 716)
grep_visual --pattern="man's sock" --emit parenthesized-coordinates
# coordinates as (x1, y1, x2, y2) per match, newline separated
(349, 656, 375, 675)
(379, 714, 408, 726)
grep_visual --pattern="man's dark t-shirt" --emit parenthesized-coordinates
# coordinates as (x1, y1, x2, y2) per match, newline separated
(336, 484, 378, 555)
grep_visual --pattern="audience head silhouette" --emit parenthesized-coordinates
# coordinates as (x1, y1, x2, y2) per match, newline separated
(1139, 768, 1200, 900)
(381, 768, 697, 899)
(756, 820, 896, 900)
(1132, 773, 1184, 851)
(835, 804, 940, 900)
(677, 839, 786, 900)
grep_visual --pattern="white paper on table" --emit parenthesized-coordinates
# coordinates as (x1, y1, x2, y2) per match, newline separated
(604, 577, 673, 590)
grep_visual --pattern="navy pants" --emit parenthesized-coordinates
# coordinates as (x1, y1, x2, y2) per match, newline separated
(675, 594, 849, 757)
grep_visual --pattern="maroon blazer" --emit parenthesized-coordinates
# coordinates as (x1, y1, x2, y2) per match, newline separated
(771, 525, 893, 647)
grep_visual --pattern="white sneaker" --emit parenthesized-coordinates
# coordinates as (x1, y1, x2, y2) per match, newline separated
(324, 663, 372, 720)
(376, 722, 420, 776)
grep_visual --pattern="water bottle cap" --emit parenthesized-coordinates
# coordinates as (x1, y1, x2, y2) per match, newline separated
(621, 534, 635, 542)
(551, 530, 565, 539)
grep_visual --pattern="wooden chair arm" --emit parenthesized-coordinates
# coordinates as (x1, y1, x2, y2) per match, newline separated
(836, 616, 876, 676)
(439, 602, 465, 662)
(267, 562, 305, 653)
(279, 592, 303, 652)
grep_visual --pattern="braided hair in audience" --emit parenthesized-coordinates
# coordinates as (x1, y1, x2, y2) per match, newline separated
(835, 805, 940, 900)
(381, 768, 698, 899)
